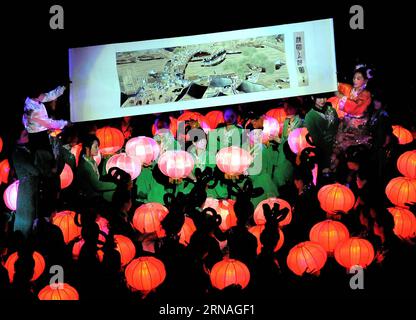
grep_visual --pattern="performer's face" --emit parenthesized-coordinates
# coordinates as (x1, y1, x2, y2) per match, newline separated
(353, 72, 367, 88)
(90, 140, 99, 156)
(315, 98, 327, 107)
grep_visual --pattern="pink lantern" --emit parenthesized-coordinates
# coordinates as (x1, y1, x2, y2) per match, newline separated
(288, 127, 313, 154)
(106, 153, 142, 180)
(216, 147, 253, 177)
(202, 198, 237, 231)
(158, 150, 194, 179)
(205, 110, 224, 129)
(96, 126, 125, 155)
(0, 159, 10, 184)
(133, 202, 169, 234)
(266, 108, 286, 136)
(3, 180, 19, 211)
(392, 125, 413, 145)
(125, 136, 160, 166)
(253, 198, 292, 227)
(60, 164, 74, 189)
(262, 116, 280, 143)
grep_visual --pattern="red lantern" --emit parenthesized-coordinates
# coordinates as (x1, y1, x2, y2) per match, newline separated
(309, 220, 350, 254)
(286, 241, 327, 276)
(60, 163, 73, 189)
(114, 234, 136, 266)
(205, 110, 224, 129)
(216, 147, 253, 177)
(0, 159, 10, 184)
(388, 207, 416, 239)
(125, 256, 166, 291)
(253, 198, 292, 227)
(262, 116, 280, 143)
(125, 136, 160, 166)
(158, 150, 194, 180)
(96, 126, 125, 155)
(3, 180, 19, 211)
(266, 108, 286, 136)
(202, 198, 237, 231)
(385, 177, 416, 208)
(318, 183, 355, 214)
(106, 153, 142, 180)
(71, 143, 82, 167)
(178, 111, 210, 132)
(38, 283, 79, 300)
(334, 237, 374, 269)
(288, 127, 313, 155)
(133, 202, 169, 234)
(248, 225, 284, 254)
(210, 259, 250, 290)
(397, 150, 416, 179)
(0, 136, 2, 153)
(392, 125, 413, 145)
(178, 217, 196, 246)
(51, 211, 81, 244)
(5, 251, 45, 282)
(152, 116, 178, 137)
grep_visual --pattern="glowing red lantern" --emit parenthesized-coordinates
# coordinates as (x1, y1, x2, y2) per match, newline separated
(253, 198, 292, 227)
(96, 126, 124, 155)
(133, 202, 169, 234)
(205, 110, 224, 129)
(125, 136, 160, 166)
(106, 153, 142, 180)
(178, 217, 196, 246)
(309, 220, 350, 254)
(152, 116, 178, 137)
(288, 127, 313, 155)
(397, 150, 416, 179)
(286, 241, 327, 276)
(202, 198, 237, 231)
(59, 163, 73, 189)
(3, 180, 19, 211)
(38, 283, 79, 300)
(210, 259, 250, 290)
(114, 234, 136, 266)
(388, 207, 416, 239)
(158, 150, 194, 179)
(266, 108, 287, 126)
(216, 147, 253, 177)
(70, 143, 82, 167)
(385, 177, 416, 208)
(125, 256, 166, 291)
(178, 111, 210, 132)
(392, 125, 413, 145)
(51, 211, 81, 244)
(248, 225, 284, 254)
(318, 183, 355, 214)
(334, 237, 374, 269)
(5, 251, 45, 282)
(0, 159, 10, 184)
(262, 116, 280, 143)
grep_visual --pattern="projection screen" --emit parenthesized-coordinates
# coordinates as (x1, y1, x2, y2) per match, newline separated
(69, 18, 337, 122)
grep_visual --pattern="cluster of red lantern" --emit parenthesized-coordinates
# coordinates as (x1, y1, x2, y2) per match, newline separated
(158, 150, 194, 180)
(125, 136, 160, 166)
(253, 198, 292, 227)
(96, 126, 125, 155)
(5, 251, 46, 282)
(125, 256, 166, 291)
(106, 153, 142, 180)
(210, 259, 250, 290)
(216, 146, 253, 177)
(317, 183, 355, 214)
(38, 283, 79, 300)
(286, 241, 327, 276)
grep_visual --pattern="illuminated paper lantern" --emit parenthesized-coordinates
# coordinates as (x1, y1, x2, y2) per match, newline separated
(106, 153, 142, 180)
(158, 150, 194, 179)
(262, 116, 280, 143)
(309, 220, 350, 253)
(178, 217, 196, 246)
(5, 251, 45, 282)
(288, 127, 313, 155)
(334, 238, 374, 269)
(126, 136, 160, 166)
(38, 283, 79, 300)
(96, 126, 124, 155)
(178, 111, 210, 132)
(0, 159, 10, 184)
(248, 225, 284, 254)
(51, 211, 81, 244)
(202, 198, 237, 231)
(287, 241, 327, 276)
(210, 259, 250, 290)
(388, 207, 416, 239)
(318, 183, 355, 214)
(397, 150, 416, 179)
(133, 202, 169, 234)
(3, 180, 19, 211)
(70, 143, 82, 167)
(253, 198, 292, 227)
(125, 256, 166, 291)
(205, 110, 224, 129)
(385, 177, 416, 208)
(266, 108, 287, 127)
(114, 234, 136, 266)
(60, 163, 73, 189)
(216, 147, 253, 177)
(392, 125, 413, 145)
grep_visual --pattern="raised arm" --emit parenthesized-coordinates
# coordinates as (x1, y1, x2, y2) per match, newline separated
(41, 86, 66, 103)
